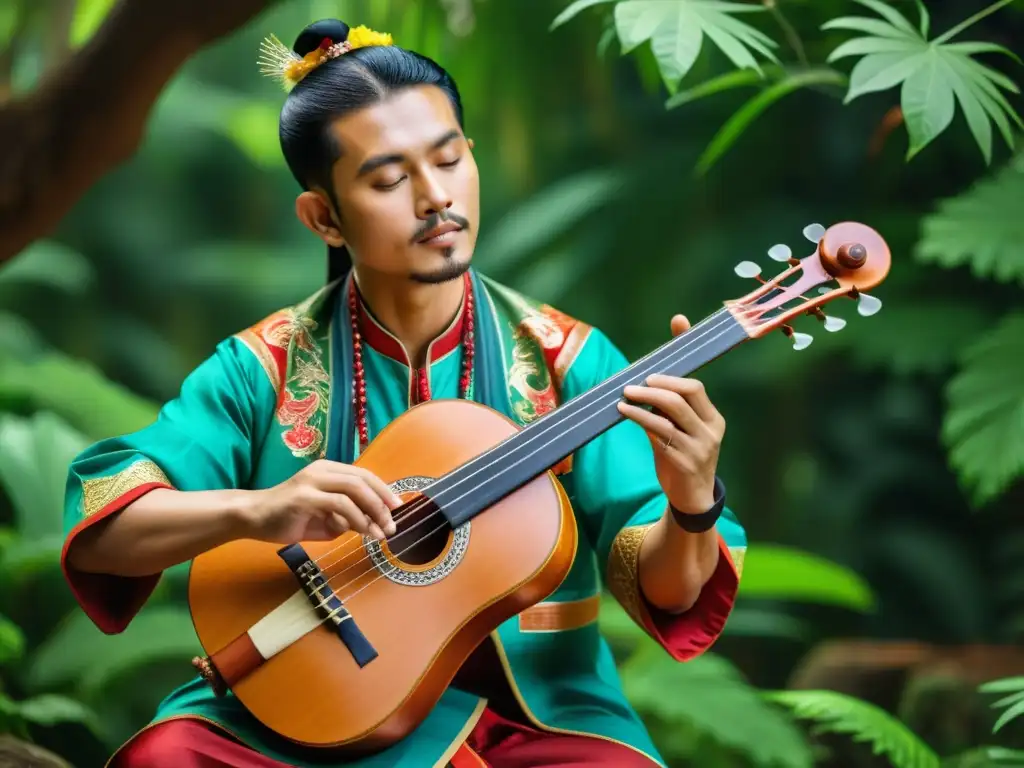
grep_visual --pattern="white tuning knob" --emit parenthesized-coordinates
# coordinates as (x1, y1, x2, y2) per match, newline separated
(768, 244, 792, 262)
(857, 293, 882, 316)
(734, 261, 761, 278)
(792, 332, 814, 351)
(803, 223, 826, 243)
(823, 315, 847, 332)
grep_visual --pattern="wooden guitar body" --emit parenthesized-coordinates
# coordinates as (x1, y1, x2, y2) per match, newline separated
(186, 221, 892, 757)
(187, 399, 578, 754)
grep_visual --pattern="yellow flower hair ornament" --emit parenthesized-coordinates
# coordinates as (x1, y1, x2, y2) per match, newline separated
(258, 25, 394, 91)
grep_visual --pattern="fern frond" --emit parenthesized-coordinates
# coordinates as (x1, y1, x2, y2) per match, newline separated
(765, 690, 940, 768)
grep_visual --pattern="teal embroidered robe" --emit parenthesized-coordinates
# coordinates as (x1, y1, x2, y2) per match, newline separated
(61, 270, 747, 768)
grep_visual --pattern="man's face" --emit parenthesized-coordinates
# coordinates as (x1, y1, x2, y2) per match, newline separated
(325, 85, 480, 284)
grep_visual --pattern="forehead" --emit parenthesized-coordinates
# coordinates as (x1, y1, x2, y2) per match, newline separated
(329, 85, 460, 162)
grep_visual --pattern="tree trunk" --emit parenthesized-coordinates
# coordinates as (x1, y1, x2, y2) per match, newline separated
(0, 0, 283, 264)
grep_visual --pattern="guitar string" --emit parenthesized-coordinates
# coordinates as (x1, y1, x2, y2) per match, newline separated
(306, 305, 736, 578)
(268, 309, 748, 641)
(305, 307, 742, 599)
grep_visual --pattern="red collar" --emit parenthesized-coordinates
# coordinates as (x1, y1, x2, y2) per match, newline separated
(353, 272, 471, 367)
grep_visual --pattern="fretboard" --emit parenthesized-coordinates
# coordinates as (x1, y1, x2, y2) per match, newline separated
(430, 307, 749, 527)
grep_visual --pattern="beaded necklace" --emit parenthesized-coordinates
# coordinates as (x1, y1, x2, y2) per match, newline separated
(347, 277, 476, 453)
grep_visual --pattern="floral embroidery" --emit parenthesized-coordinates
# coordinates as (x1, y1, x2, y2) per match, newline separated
(235, 292, 332, 460)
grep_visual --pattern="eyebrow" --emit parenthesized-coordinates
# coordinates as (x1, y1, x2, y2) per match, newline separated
(355, 129, 463, 177)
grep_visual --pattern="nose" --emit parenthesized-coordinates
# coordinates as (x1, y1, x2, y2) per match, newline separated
(415, 170, 453, 219)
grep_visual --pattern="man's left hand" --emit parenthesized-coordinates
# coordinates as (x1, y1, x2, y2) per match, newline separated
(617, 314, 725, 516)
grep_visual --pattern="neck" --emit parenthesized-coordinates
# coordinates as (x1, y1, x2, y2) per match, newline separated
(352, 268, 467, 367)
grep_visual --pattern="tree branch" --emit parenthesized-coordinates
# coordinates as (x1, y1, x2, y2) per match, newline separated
(0, 0, 283, 264)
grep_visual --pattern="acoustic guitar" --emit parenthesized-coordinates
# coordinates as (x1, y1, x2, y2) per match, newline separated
(187, 221, 890, 754)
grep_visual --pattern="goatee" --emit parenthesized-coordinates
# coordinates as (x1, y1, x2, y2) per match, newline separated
(409, 248, 470, 284)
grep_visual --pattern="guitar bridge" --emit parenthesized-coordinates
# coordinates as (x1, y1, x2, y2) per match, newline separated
(277, 543, 378, 667)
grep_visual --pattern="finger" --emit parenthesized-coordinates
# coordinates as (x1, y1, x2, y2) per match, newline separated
(332, 464, 404, 510)
(643, 374, 721, 426)
(616, 401, 676, 445)
(622, 385, 707, 438)
(326, 512, 351, 538)
(315, 474, 397, 535)
(670, 314, 690, 337)
(325, 493, 373, 536)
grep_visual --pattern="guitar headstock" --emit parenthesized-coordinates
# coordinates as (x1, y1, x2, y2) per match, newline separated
(725, 222, 890, 350)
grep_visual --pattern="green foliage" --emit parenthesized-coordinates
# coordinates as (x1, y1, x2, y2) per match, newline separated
(766, 690, 942, 768)
(550, 0, 778, 91)
(622, 644, 814, 767)
(69, 0, 118, 47)
(979, 677, 1024, 734)
(737, 544, 876, 612)
(0, 692, 98, 741)
(941, 312, 1024, 507)
(916, 154, 1024, 284)
(0, 414, 88, 541)
(824, 0, 1023, 163)
(0, 355, 159, 441)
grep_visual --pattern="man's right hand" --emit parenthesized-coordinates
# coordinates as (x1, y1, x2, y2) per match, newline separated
(247, 460, 403, 544)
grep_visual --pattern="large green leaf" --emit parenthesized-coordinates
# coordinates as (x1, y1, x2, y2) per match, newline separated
(979, 676, 1024, 733)
(915, 154, 1024, 284)
(621, 646, 813, 767)
(0, 413, 90, 540)
(942, 312, 1024, 506)
(551, 0, 778, 91)
(0, 613, 26, 666)
(845, 303, 996, 376)
(27, 606, 201, 696)
(473, 168, 627, 275)
(766, 690, 941, 768)
(738, 544, 877, 612)
(0, 241, 94, 295)
(69, 0, 117, 47)
(695, 67, 847, 174)
(0, 353, 159, 441)
(824, 0, 1023, 163)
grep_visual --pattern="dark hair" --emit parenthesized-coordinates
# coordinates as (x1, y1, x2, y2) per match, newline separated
(278, 19, 466, 283)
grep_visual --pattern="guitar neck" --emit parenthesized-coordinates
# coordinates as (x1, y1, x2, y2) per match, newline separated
(436, 307, 750, 527)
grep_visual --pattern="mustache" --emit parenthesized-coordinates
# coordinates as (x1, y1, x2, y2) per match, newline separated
(411, 209, 471, 243)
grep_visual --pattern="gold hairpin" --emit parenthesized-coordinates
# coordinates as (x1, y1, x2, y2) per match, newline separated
(258, 26, 394, 91)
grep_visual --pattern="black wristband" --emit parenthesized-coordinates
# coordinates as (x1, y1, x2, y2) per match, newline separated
(669, 476, 726, 533)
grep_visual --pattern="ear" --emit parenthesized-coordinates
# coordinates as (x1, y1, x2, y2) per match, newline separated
(295, 191, 345, 248)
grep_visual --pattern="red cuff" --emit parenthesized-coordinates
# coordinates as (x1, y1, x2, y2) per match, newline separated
(637, 537, 739, 661)
(61, 482, 170, 634)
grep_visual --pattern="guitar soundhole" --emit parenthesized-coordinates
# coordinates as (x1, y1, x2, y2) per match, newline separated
(365, 475, 471, 586)
(387, 497, 450, 567)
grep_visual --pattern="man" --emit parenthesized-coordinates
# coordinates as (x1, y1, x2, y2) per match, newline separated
(60, 18, 747, 768)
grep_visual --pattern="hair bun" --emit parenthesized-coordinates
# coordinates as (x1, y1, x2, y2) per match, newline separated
(293, 19, 350, 57)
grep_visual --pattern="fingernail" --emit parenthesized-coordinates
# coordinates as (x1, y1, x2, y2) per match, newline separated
(385, 520, 397, 536)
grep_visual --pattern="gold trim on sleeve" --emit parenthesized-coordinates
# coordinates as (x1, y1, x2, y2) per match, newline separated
(727, 545, 746, 579)
(606, 523, 657, 630)
(518, 594, 601, 633)
(81, 460, 172, 518)
(235, 328, 283, 395)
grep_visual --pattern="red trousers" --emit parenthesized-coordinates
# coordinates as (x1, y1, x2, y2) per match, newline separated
(111, 640, 655, 767)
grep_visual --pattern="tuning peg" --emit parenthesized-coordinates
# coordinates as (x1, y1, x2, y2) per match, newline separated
(734, 261, 761, 278)
(792, 331, 814, 350)
(767, 244, 791, 262)
(856, 293, 882, 316)
(780, 325, 814, 350)
(823, 315, 847, 332)
(803, 223, 826, 243)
